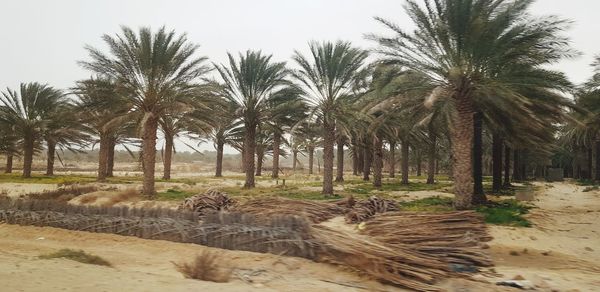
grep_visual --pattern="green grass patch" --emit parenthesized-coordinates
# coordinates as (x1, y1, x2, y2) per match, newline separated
(157, 188, 195, 200)
(398, 196, 455, 212)
(346, 181, 452, 194)
(476, 200, 531, 227)
(39, 249, 112, 266)
(220, 185, 335, 201)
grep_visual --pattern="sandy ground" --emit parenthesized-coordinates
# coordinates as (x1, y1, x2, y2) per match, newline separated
(0, 180, 599, 291)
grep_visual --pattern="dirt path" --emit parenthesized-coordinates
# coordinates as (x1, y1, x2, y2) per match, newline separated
(486, 182, 600, 291)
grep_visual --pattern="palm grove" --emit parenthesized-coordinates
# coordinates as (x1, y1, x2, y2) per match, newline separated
(1, 0, 598, 209)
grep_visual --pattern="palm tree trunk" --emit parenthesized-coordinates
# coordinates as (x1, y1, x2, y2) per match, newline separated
(308, 146, 315, 175)
(492, 134, 503, 192)
(98, 133, 109, 182)
(240, 148, 246, 173)
(373, 136, 384, 189)
(215, 140, 224, 177)
(427, 127, 436, 184)
(45, 139, 56, 176)
(255, 147, 264, 177)
(22, 134, 34, 178)
(107, 137, 115, 177)
(141, 115, 159, 198)
(272, 133, 281, 179)
(401, 138, 409, 185)
(335, 137, 344, 182)
(504, 145, 511, 187)
(450, 96, 475, 210)
(162, 134, 173, 180)
(362, 138, 372, 181)
(587, 147, 593, 180)
(244, 122, 256, 188)
(351, 137, 358, 176)
(357, 142, 364, 175)
(292, 150, 298, 172)
(513, 149, 520, 181)
(388, 140, 396, 178)
(5, 154, 13, 174)
(521, 149, 528, 180)
(416, 153, 422, 177)
(472, 112, 486, 204)
(595, 141, 600, 181)
(322, 120, 335, 195)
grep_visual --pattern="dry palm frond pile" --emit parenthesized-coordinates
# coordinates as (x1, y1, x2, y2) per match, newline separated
(344, 196, 399, 223)
(25, 185, 99, 201)
(178, 189, 235, 215)
(312, 225, 448, 291)
(359, 211, 494, 267)
(0, 198, 315, 258)
(234, 197, 347, 223)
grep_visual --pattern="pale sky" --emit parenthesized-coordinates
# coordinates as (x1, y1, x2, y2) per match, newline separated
(1, 0, 598, 153)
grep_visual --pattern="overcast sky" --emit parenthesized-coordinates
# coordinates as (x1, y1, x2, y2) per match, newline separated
(1, 0, 598, 153)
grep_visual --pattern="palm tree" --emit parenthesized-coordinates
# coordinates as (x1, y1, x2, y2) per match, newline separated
(215, 50, 290, 188)
(293, 41, 368, 195)
(74, 77, 132, 181)
(0, 83, 65, 178)
(81, 26, 211, 197)
(0, 120, 19, 173)
(372, 0, 573, 208)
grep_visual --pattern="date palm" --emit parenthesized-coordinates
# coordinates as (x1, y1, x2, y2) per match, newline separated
(215, 50, 290, 188)
(293, 41, 368, 195)
(0, 119, 19, 173)
(0, 83, 65, 178)
(372, 0, 573, 208)
(81, 26, 211, 197)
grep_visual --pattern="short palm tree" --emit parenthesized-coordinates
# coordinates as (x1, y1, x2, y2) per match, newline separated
(81, 26, 211, 197)
(0, 83, 65, 178)
(293, 41, 368, 195)
(215, 50, 290, 188)
(372, 0, 573, 208)
(0, 119, 19, 173)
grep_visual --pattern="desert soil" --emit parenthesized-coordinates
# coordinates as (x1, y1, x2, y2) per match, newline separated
(0, 181, 599, 291)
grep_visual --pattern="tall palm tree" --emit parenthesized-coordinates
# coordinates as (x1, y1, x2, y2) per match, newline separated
(0, 83, 65, 178)
(81, 26, 211, 197)
(215, 50, 290, 188)
(372, 0, 573, 208)
(293, 41, 368, 195)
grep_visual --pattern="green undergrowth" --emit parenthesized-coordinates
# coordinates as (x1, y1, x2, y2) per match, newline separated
(476, 200, 532, 227)
(397, 196, 532, 227)
(346, 181, 452, 194)
(39, 249, 112, 267)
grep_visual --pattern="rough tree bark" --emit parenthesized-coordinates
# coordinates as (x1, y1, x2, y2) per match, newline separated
(45, 139, 56, 176)
(335, 137, 344, 182)
(255, 146, 264, 177)
(401, 138, 409, 185)
(388, 140, 396, 178)
(22, 134, 34, 178)
(292, 150, 298, 172)
(587, 147, 593, 180)
(107, 136, 115, 177)
(97, 133, 109, 182)
(427, 126, 436, 184)
(373, 136, 384, 189)
(357, 142, 364, 175)
(503, 145, 511, 187)
(162, 134, 173, 180)
(243, 122, 256, 188)
(472, 112, 486, 205)
(272, 133, 281, 179)
(450, 95, 475, 210)
(141, 115, 159, 198)
(5, 154, 13, 174)
(308, 146, 315, 175)
(362, 138, 372, 181)
(322, 120, 335, 195)
(492, 134, 503, 192)
(215, 140, 224, 177)
(596, 141, 600, 181)
(351, 137, 358, 176)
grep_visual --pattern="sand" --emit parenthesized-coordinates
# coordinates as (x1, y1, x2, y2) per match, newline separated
(1, 180, 599, 291)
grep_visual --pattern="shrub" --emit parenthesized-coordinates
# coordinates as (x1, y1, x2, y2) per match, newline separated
(39, 249, 112, 266)
(173, 251, 231, 283)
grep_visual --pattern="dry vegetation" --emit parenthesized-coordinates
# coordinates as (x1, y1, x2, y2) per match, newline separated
(173, 251, 231, 283)
(40, 248, 112, 267)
